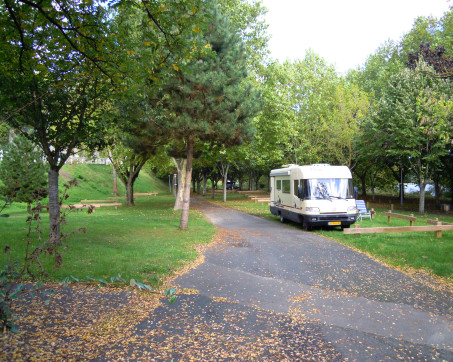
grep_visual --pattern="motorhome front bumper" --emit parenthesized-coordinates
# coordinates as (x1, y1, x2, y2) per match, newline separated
(270, 206, 358, 227)
(303, 213, 357, 226)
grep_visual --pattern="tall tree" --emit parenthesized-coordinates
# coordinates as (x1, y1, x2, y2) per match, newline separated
(107, 92, 166, 206)
(153, 2, 260, 229)
(365, 61, 452, 213)
(217, 0, 269, 72)
(0, 0, 113, 243)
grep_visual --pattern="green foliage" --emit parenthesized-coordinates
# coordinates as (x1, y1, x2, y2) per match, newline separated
(217, 0, 270, 71)
(399, 15, 442, 62)
(154, 2, 260, 147)
(0, 0, 117, 244)
(0, 124, 9, 147)
(0, 1, 113, 169)
(253, 52, 368, 169)
(0, 135, 48, 206)
(362, 61, 452, 212)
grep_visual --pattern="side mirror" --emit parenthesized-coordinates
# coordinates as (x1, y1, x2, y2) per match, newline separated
(353, 186, 359, 199)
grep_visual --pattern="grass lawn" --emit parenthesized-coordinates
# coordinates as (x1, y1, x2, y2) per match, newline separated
(60, 164, 169, 203)
(208, 191, 453, 281)
(0, 165, 216, 287)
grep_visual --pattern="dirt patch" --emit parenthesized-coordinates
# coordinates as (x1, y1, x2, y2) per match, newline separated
(59, 169, 73, 181)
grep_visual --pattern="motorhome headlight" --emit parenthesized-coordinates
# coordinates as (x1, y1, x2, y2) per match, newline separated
(305, 207, 320, 212)
(347, 206, 357, 212)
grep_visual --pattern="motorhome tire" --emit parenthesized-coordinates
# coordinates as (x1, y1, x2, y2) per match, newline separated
(302, 222, 311, 231)
(279, 214, 285, 223)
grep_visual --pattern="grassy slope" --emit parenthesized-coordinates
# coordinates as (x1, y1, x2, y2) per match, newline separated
(0, 165, 215, 286)
(60, 164, 169, 203)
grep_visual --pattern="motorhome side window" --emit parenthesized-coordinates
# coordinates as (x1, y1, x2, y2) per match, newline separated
(293, 180, 300, 197)
(302, 179, 310, 199)
(276, 180, 281, 190)
(282, 180, 290, 194)
(297, 180, 306, 199)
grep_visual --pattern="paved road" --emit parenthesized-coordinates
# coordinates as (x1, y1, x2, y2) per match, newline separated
(91, 198, 452, 360)
(5, 198, 452, 360)
(168, 199, 452, 360)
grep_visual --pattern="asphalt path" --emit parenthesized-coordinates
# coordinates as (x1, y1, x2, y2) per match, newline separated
(4, 198, 452, 361)
(90, 197, 452, 360)
(166, 198, 452, 360)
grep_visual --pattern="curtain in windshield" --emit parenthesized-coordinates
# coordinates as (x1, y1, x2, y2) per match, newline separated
(303, 179, 354, 199)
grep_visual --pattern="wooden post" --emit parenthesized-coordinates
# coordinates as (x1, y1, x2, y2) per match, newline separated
(410, 214, 414, 227)
(387, 210, 392, 223)
(436, 222, 442, 238)
(370, 208, 375, 219)
(391, 203, 394, 211)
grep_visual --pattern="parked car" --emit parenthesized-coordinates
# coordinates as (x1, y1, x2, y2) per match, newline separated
(226, 180, 239, 190)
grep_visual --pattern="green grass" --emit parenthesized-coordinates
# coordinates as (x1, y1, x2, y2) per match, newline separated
(316, 210, 453, 278)
(0, 166, 215, 287)
(60, 164, 169, 203)
(209, 192, 453, 279)
(0, 196, 215, 286)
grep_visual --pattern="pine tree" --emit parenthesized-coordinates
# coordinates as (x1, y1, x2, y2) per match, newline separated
(153, 1, 260, 229)
(0, 135, 48, 212)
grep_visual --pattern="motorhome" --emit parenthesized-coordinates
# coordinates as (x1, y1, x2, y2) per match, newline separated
(269, 164, 358, 230)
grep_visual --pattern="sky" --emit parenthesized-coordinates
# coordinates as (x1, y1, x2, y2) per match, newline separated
(260, 0, 452, 74)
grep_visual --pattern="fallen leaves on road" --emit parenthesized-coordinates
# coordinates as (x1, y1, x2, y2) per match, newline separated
(0, 286, 342, 361)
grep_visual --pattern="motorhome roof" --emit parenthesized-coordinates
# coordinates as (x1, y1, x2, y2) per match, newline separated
(270, 164, 352, 179)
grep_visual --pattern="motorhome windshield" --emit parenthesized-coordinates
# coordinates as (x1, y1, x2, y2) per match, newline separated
(303, 178, 354, 199)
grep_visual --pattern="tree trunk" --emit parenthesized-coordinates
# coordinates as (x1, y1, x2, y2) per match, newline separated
(112, 166, 119, 196)
(434, 175, 441, 209)
(360, 176, 367, 197)
(48, 168, 61, 244)
(126, 175, 134, 206)
(202, 174, 207, 196)
(450, 172, 453, 205)
(111, 157, 148, 207)
(172, 174, 177, 197)
(419, 179, 427, 214)
(223, 166, 229, 203)
(211, 179, 216, 199)
(219, 162, 229, 203)
(8, 128, 14, 143)
(173, 158, 187, 210)
(180, 140, 194, 229)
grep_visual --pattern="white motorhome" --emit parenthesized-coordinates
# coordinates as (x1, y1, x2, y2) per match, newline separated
(270, 164, 358, 230)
